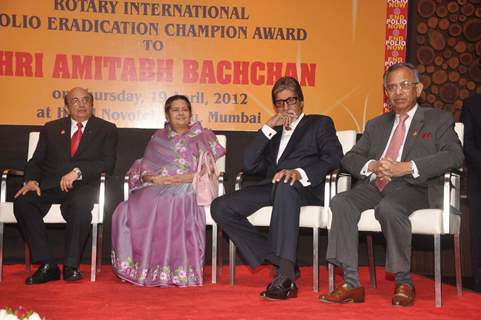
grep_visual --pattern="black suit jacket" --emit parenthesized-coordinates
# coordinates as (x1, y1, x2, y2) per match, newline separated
(243, 114, 343, 198)
(25, 116, 118, 190)
(462, 94, 481, 175)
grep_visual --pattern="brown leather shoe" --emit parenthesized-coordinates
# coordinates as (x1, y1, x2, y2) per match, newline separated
(319, 283, 365, 304)
(392, 283, 415, 307)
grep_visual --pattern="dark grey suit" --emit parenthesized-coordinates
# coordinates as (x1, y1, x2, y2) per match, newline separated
(212, 115, 343, 268)
(327, 106, 464, 273)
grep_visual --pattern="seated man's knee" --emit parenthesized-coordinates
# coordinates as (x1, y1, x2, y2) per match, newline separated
(210, 195, 228, 223)
(13, 192, 37, 215)
(273, 181, 300, 198)
(375, 199, 405, 222)
(66, 196, 94, 222)
(330, 192, 349, 212)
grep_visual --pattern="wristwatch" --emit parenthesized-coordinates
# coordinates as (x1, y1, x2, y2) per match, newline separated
(72, 167, 82, 179)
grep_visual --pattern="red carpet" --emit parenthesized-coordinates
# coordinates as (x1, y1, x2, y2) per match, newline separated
(1, 264, 480, 319)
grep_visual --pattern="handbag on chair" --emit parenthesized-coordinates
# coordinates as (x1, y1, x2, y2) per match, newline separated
(192, 150, 218, 206)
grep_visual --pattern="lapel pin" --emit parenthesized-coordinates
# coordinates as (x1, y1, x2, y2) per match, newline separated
(60, 129, 65, 135)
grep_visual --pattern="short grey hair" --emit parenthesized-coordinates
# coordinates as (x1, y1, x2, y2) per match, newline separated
(383, 63, 420, 86)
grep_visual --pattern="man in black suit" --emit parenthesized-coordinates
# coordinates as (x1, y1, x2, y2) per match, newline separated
(211, 76, 343, 300)
(462, 93, 481, 292)
(14, 87, 118, 284)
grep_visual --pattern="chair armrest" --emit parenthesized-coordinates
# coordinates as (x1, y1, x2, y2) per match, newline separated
(123, 175, 130, 200)
(235, 170, 266, 191)
(218, 172, 224, 183)
(218, 172, 225, 196)
(235, 170, 244, 191)
(328, 169, 352, 197)
(98, 173, 106, 223)
(442, 169, 462, 233)
(2, 168, 25, 177)
(1, 168, 25, 202)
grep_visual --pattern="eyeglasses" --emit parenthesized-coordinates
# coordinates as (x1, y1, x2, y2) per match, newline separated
(274, 96, 299, 108)
(385, 81, 418, 93)
(70, 96, 92, 106)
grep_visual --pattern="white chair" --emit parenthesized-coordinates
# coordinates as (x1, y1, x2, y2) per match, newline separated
(229, 130, 357, 292)
(331, 122, 464, 308)
(0, 132, 105, 282)
(122, 134, 226, 284)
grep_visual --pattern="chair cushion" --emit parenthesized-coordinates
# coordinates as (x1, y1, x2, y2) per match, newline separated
(204, 206, 215, 226)
(0, 202, 101, 224)
(356, 208, 460, 235)
(357, 209, 381, 232)
(410, 209, 460, 235)
(246, 205, 328, 228)
(0, 202, 17, 223)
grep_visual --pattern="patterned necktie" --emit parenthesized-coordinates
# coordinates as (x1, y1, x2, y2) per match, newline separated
(375, 114, 409, 191)
(70, 122, 83, 157)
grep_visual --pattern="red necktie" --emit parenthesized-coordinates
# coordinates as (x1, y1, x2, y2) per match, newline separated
(70, 122, 83, 157)
(376, 114, 408, 191)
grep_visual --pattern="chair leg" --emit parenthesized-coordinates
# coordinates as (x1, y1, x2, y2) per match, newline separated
(90, 224, 98, 282)
(434, 234, 442, 308)
(366, 234, 377, 288)
(96, 224, 103, 273)
(313, 227, 319, 292)
(211, 223, 217, 284)
(229, 240, 236, 286)
(327, 230, 335, 292)
(328, 263, 335, 292)
(0, 223, 4, 281)
(454, 233, 462, 296)
(218, 228, 224, 275)
(24, 242, 31, 273)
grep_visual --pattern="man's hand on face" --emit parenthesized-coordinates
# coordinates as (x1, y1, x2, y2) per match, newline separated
(60, 170, 80, 192)
(14, 180, 41, 198)
(266, 112, 285, 128)
(266, 112, 294, 130)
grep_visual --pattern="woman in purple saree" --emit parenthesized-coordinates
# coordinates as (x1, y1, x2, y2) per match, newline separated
(111, 95, 225, 287)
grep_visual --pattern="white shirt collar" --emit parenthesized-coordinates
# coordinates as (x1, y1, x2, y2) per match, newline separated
(71, 118, 88, 127)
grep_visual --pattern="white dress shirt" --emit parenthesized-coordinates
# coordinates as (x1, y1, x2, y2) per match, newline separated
(361, 104, 420, 178)
(70, 119, 88, 137)
(261, 113, 311, 186)
(70, 118, 88, 180)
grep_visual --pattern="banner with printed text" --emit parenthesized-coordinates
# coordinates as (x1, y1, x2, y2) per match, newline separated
(1, 0, 388, 131)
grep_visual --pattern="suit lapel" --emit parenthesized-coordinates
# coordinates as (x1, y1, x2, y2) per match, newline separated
(59, 117, 71, 159)
(401, 107, 425, 160)
(277, 116, 309, 164)
(375, 112, 396, 160)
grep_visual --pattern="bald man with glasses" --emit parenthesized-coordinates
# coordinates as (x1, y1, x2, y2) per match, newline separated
(212, 76, 343, 300)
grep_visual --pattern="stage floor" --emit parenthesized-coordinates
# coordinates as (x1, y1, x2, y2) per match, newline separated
(0, 264, 480, 319)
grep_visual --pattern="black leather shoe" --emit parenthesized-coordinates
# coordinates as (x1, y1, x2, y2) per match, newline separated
(25, 264, 60, 285)
(63, 265, 83, 282)
(260, 276, 298, 300)
(274, 264, 301, 280)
